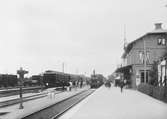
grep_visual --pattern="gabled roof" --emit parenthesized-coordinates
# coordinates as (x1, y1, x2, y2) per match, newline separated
(149, 29, 167, 34)
(122, 28, 167, 58)
(122, 34, 147, 58)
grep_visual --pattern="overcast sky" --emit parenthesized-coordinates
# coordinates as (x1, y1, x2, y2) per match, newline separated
(0, 0, 167, 76)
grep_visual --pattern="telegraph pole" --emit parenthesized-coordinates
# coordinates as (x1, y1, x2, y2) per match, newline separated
(62, 62, 64, 73)
(144, 39, 147, 83)
(123, 24, 127, 50)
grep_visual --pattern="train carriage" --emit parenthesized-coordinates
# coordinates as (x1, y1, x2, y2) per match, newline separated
(43, 70, 70, 88)
(0, 74, 18, 88)
(43, 70, 89, 90)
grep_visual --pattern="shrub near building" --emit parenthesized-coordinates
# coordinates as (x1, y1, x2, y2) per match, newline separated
(138, 54, 167, 102)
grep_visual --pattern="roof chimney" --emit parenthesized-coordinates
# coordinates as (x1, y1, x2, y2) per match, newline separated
(155, 23, 162, 30)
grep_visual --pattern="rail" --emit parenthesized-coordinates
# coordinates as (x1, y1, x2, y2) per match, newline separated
(0, 91, 62, 108)
(22, 89, 94, 119)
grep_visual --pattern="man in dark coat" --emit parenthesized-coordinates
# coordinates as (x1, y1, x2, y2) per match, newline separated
(120, 81, 124, 93)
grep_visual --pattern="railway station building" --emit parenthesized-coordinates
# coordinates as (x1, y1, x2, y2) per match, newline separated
(116, 23, 167, 89)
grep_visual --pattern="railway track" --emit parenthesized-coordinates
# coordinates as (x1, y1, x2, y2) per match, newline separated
(0, 91, 62, 108)
(0, 87, 43, 97)
(22, 89, 94, 119)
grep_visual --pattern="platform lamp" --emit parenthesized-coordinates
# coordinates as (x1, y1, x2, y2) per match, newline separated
(17, 67, 28, 109)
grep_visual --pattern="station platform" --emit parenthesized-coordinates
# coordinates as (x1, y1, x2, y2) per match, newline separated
(59, 86, 167, 119)
(0, 86, 89, 119)
(0, 92, 42, 102)
(0, 86, 41, 92)
(0, 88, 59, 102)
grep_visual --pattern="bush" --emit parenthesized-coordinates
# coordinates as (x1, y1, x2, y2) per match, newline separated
(149, 61, 158, 86)
(138, 83, 167, 102)
(138, 83, 153, 96)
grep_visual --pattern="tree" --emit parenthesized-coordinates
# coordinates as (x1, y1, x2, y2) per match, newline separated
(149, 61, 158, 86)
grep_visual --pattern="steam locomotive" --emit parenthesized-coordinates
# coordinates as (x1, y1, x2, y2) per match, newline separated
(90, 74, 104, 88)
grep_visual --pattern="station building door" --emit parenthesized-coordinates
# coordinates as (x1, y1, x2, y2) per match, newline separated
(140, 70, 149, 83)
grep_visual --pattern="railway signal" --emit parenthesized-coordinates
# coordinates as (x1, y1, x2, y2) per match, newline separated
(17, 67, 28, 109)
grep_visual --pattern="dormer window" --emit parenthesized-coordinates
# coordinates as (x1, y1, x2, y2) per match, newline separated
(157, 38, 166, 45)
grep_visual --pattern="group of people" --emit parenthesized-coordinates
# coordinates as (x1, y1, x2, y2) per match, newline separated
(68, 80, 84, 91)
(105, 81, 111, 88)
(105, 79, 127, 93)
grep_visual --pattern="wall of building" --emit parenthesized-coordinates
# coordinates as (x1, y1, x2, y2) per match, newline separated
(125, 33, 167, 88)
(126, 34, 167, 66)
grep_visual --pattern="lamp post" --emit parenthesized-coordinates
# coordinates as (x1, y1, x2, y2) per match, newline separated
(17, 67, 28, 109)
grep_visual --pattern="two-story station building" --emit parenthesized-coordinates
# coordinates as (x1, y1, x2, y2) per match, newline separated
(116, 23, 167, 89)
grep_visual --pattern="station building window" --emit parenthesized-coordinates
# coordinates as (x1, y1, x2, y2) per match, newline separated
(157, 38, 166, 45)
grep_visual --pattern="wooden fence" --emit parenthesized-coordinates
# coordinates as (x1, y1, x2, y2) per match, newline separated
(138, 83, 167, 102)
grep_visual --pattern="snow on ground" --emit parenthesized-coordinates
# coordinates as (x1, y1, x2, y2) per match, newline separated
(0, 86, 89, 119)
(59, 86, 167, 119)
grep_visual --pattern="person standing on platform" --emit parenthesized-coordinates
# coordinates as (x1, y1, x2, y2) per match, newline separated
(80, 80, 83, 88)
(120, 80, 124, 93)
(69, 81, 72, 91)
